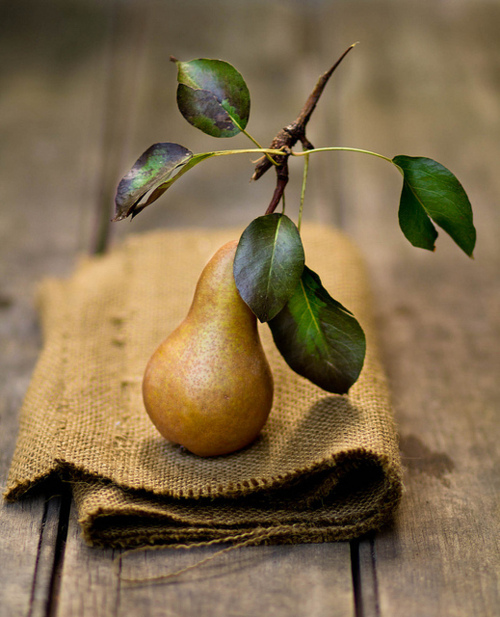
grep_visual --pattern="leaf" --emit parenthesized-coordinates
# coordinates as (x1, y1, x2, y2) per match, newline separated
(129, 152, 216, 219)
(175, 58, 250, 138)
(397, 179, 438, 251)
(268, 266, 366, 394)
(113, 143, 193, 221)
(234, 214, 305, 323)
(393, 155, 476, 256)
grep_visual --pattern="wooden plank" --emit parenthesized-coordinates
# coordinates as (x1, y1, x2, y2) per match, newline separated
(0, 495, 48, 617)
(0, 1, 116, 615)
(57, 505, 355, 617)
(361, 251, 500, 617)
(29, 495, 66, 617)
(54, 506, 120, 617)
(115, 542, 354, 617)
(323, 2, 500, 615)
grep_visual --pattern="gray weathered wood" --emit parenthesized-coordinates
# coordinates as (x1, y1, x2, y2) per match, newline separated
(366, 253, 500, 617)
(1, 1, 499, 616)
(55, 505, 355, 617)
(54, 505, 120, 617)
(0, 1, 115, 615)
(333, 2, 500, 616)
(116, 542, 354, 617)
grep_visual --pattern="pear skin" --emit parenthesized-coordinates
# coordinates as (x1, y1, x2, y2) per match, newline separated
(142, 240, 274, 457)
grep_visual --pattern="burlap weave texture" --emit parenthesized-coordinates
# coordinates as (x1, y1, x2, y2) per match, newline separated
(5, 224, 402, 548)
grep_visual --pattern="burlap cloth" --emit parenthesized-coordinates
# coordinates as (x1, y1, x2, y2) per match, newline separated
(4, 223, 402, 548)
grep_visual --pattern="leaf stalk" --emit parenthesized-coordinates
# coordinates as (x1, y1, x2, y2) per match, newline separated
(298, 152, 309, 231)
(291, 147, 394, 164)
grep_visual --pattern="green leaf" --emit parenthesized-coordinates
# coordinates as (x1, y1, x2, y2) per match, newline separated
(397, 179, 438, 251)
(175, 58, 250, 138)
(113, 143, 193, 221)
(393, 155, 476, 256)
(234, 214, 305, 323)
(268, 266, 366, 394)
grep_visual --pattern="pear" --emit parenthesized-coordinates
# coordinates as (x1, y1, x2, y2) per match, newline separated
(142, 240, 274, 457)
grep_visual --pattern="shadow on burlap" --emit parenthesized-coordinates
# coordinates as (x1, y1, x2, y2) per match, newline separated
(4, 224, 402, 548)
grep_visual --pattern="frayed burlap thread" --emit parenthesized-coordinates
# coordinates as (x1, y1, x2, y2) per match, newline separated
(5, 224, 402, 548)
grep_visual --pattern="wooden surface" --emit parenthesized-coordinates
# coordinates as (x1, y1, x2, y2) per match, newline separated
(1, 1, 499, 616)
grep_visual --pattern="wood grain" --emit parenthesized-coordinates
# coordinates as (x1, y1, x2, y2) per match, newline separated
(56, 509, 355, 617)
(0, 2, 113, 615)
(115, 542, 354, 617)
(332, 3, 500, 615)
(1, 1, 499, 616)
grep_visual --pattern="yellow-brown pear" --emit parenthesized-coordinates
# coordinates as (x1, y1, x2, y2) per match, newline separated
(142, 240, 274, 457)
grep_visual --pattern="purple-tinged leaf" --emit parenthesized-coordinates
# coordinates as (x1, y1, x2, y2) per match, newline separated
(113, 143, 192, 221)
(175, 58, 250, 138)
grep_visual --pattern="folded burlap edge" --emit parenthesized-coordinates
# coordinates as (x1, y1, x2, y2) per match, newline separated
(72, 451, 402, 548)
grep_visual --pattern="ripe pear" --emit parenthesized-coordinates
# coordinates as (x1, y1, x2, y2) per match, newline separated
(142, 240, 274, 457)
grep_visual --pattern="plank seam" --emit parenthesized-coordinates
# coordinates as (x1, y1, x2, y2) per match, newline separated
(27, 497, 50, 617)
(370, 536, 381, 617)
(351, 538, 363, 617)
(45, 489, 71, 617)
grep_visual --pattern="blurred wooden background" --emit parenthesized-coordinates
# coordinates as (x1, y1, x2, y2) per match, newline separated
(1, 1, 499, 616)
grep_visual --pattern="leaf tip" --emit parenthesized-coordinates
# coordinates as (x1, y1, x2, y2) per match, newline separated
(169, 55, 178, 64)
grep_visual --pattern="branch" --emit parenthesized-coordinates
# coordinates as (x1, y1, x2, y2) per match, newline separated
(252, 43, 358, 214)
